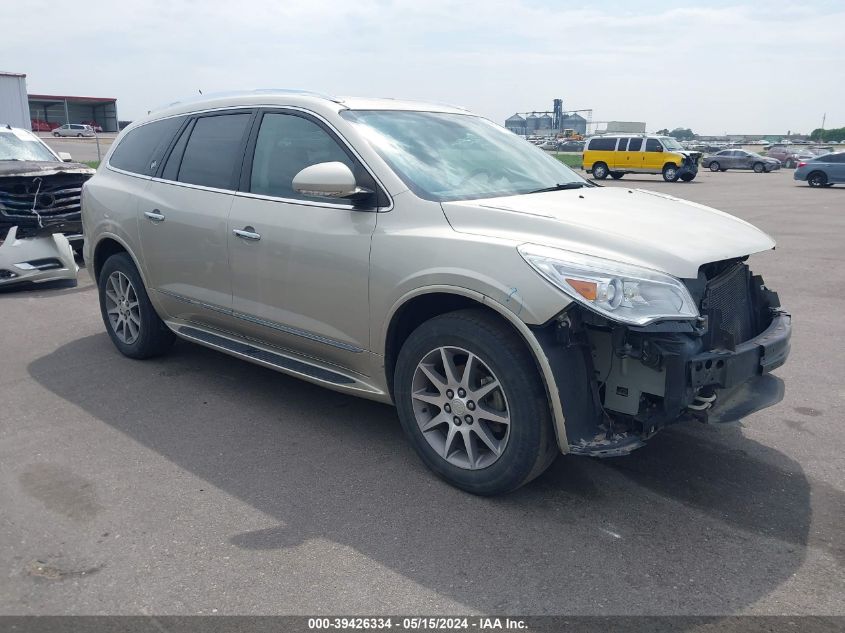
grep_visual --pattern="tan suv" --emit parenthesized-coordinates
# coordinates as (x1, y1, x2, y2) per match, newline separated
(82, 91, 791, 494)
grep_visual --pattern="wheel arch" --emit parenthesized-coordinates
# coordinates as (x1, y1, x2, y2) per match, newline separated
(91, 233, 147, 287)
(383, 286, 569, 453)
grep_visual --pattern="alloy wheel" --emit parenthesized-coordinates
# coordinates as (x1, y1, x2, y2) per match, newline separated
(411, 346, 510, 470)
(105, 271, 141, 344)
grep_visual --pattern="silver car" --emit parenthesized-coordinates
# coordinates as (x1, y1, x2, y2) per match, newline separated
(702, 150, 780, 173)
(52, 123, 95, 138)
(82, 91, 791, 494)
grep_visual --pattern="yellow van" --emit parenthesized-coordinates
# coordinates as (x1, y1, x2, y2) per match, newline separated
(583, 135, 701, 182)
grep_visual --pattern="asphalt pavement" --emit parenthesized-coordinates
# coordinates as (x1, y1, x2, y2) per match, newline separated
(0, 169, 843, 615)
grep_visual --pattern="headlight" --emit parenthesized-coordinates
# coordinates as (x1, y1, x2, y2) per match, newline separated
(518, 244, 699, 326)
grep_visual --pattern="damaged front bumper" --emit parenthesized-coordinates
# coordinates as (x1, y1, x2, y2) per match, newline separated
(535, 264, 791, 457)
(0, 226, 78, 288)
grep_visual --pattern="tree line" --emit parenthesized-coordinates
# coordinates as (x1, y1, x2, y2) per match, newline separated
(810, 127, 845, 142)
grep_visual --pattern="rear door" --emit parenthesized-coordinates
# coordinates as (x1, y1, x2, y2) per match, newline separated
(138, 110, 254, 327)
(825, 153, 845, 182)
(612, 138, 627, 170)
(626, 137, 643, 172)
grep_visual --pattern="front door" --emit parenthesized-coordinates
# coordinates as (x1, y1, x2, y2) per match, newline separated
(644, 137, 664, 171)
(227, 109, 380, 369)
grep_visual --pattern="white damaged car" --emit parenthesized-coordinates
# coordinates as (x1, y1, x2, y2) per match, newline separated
(0, 124, 93, 288)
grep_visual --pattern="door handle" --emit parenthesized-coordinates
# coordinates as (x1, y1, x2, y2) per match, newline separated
(233, 226, 261, 241)
(144, 210, 165, 223)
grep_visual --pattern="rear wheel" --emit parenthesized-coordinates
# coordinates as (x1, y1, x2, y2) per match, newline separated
(709, 162, 720, 172)
(753, 162, 764, 173)
(394, 309, 557, 495)
(52, 132, 59, 137)
(98, 253, 175, 359)
(786, 159, 795, 168)
(662, 164, 679, 182)
(592, 162, 609, 179)
(610, 172, 624, 179)
(807, 171, 827, 187)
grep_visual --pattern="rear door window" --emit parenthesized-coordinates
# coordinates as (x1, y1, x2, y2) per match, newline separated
(109, 116, 185, 176)
(176, 113, 252, 190)
(616, 138, 628, 151)
(627, 138, 642, 151)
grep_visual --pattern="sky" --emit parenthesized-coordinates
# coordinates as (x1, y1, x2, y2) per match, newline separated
(2, 0, 842, 135)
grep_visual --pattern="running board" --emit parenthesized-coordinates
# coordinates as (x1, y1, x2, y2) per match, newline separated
(175, 325, 383, 395)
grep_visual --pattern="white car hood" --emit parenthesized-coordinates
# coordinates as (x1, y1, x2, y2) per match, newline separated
(441, 187, 776, 279)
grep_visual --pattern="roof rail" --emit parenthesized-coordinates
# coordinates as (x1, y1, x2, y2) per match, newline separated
(149, 89, 342, 114)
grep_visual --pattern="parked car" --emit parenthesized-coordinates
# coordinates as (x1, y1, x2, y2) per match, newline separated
(556, 140, 584, 152)
(52, 123, 95, 138)
(82, 91, 791, 494)
(793, 152, 845, 187)
(583, 134, 701, 181)
(702, 150, 781, 173)
(767, 145, 816, 168)
(0, 125, 94, 286)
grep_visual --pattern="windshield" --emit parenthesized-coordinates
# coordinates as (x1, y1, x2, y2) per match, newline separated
(659, 137, 683, 151)
(0, 129, 58, 162)
(340, 111, 587, 202)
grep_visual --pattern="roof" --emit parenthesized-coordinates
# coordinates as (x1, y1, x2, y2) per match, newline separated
(0, 71, 26, 78)
(28, 94, 116, 104)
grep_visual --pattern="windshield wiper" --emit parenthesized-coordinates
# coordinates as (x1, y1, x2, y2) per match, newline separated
(526, 182, 592, 194)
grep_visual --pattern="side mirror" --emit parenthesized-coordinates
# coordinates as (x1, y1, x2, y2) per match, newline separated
(292, 162, 373, 200)
(58, 152, 73, 162)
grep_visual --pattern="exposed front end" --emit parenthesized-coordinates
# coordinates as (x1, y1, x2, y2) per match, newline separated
(533, 258, 790, 456)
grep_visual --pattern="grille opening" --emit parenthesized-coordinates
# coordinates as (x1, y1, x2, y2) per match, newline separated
(701, 263, 756, 350)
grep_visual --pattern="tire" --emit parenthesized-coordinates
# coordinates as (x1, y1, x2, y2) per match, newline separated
(98, 252, 175, 359)
(680, 172, 695, 182)
(76, 133, 83, 137)
(753, 162, 764, 173)
(662, 164, 679, 182)
(610, 172, 624, 179)
(591, 162, 609, 179)
(53, 132, 59, 137)
(709, 162, 720, 172)
(394, 309, 558, 495)
(807, 171, 827, 187)
(786, 159, 795, 168)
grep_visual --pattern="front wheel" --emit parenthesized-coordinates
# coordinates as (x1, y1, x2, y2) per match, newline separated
(394, 309, 557, 495)
(785, 159, 795, 168)
(662, 164, 679, 182)
(753, 162, 764, 173)
(709, 162, 720, 172)
(53, 132, 59, 137)
(591, 162, 609, 179)
(76, 133, 83, 137)
(98, 252, 175, 359)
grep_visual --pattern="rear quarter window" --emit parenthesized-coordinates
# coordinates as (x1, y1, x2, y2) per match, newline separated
(109, 116, 185, 176)
(588, 138, 616, 151)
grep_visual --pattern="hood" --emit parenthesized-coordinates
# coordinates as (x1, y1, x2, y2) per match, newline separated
(441, 187, 776, 279)
(0, 160, 95, 178)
